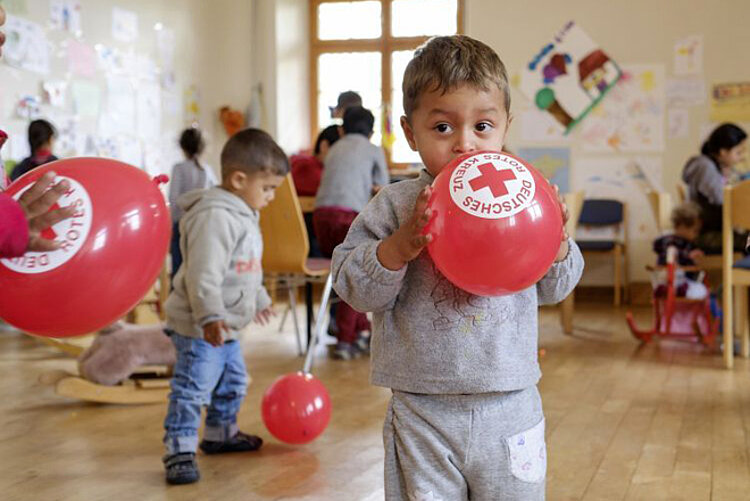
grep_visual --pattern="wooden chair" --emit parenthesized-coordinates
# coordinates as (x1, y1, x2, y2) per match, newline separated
(576, 199, 629, 306)
(259, 175, 333, 356)
(297, 196, 316, 214)
(721, 179, 750, 369)
(560, 191, 584, 334)
(676, 183, 687, 204)
(646, 191, 673, 235)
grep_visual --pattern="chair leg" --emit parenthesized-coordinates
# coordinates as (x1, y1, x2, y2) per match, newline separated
(738, 286, 749, 358)
(303, 274, 334, 374)
(287, 287, 303, 356)
(561, 291, 574, 334)
(613, 246, 622, 307)
(622, 245, 630, 304)
(723, 279, 734, 369)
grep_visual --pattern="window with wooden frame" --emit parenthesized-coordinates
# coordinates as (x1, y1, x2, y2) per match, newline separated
(309, 0, 464, 168)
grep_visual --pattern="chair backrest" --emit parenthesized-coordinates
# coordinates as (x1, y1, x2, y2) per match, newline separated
(646, 191, 672, 233)
(259, 174, 310, 274)
(563, 191, 584, 239)
(725, 179, 750, 233)
(578, 199, 624, 226)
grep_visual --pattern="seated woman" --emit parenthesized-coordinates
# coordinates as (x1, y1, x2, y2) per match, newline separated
(682, 122, 747, 253)
(10, 119, 58, 181)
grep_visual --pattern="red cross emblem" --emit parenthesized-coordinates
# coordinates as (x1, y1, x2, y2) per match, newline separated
(468, 163, 517, 198)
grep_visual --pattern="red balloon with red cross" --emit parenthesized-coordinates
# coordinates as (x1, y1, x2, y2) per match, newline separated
(425, 151, 563, 296)
(0, 158, 170, 337)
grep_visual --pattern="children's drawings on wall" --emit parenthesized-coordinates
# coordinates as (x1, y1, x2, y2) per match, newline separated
(518, 147, 570, 193)
(666, 77, 706, 106)
(50, 0, 82, 34)
(112, 8, 138, 43)
(43, 80, 67, 108)
(518, 108, 570, 144)
(3, 15, 50, 74)
(519, 21, 621, 134)
(673, 35, 702, 76)
(573, 156, 662, 240)
(100, 76, 136, 137)
(71, 80, 101, 117)
(67, 39, 96, 77)
(184, 85, 201, 124)
(137, 81, 162, 141)
(710, 81, 750, 122)
(580, 64, 665, 152)
(668, 108, 689, 139)
(14, 95, 41, 120)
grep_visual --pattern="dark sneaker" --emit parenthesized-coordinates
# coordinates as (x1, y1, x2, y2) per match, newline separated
(199, 431, 263, 455)
(354, 332, 371, 354)
(164, 452, 200, 485)
(330, 342, 359, 360)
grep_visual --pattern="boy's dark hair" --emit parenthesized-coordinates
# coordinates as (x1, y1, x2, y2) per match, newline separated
(701, 123, 747, 157)
(671, 202, 702, 229)
(314, 125, 341, 155)
(220, 128, 289, 179)
(402, 35, 510, 119)
(342, 106, 374, 136)
(28, 119, 56, 154)
(179, 127, 205, 158)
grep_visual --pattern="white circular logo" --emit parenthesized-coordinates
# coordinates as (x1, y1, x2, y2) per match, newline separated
(1, 176, 93, 274)
(448, 153, 536, 219)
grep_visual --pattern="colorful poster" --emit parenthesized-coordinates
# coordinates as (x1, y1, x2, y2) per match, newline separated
(580, 64, 665, 152)
(573, 156, 662, 240)
(519, 21, 621, 134)
(673, 35, 702, 76)
(666, 77, 706, 106)
(67, 40, 96, 77)
(43, 80, 67, 108)
(3, 15, 50, 74)
(710, 82, 750, 122)
(518, 147, 570, 193)
(50, 0, 82, 33)
(518, 109, 570, 143)
(184, 85, 201, 124)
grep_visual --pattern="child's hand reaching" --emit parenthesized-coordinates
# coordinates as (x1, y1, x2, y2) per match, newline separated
(553, 185, 570, 262)
(254, 307, 274, 326)
(377, 186, 433, 271)
(203, 320, 229, 347)
(689, 248, 705, 264)
(19, 171, 77, 252)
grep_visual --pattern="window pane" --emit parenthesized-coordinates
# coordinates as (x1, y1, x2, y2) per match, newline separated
(317, 52, 382, 146)
(391, 0, 457, 38)
(390, 50, 421, 164)
(318, 1, 382, 40)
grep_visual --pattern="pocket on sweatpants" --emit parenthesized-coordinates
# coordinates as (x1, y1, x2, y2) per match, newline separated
(506, 418, 546, 483)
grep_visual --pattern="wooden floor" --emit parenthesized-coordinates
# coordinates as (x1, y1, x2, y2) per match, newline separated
(1, 301, 750, 500)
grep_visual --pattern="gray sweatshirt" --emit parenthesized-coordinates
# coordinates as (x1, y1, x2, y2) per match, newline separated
(165, 187, 271, 341)
(332, 170, 584, 394)
(168, 159, 218, 223)
(315, 133, 389, 212)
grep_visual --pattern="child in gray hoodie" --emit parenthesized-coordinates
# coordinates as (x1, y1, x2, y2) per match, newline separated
(332, 36, 584, 500)
(162, 129, 288, 485)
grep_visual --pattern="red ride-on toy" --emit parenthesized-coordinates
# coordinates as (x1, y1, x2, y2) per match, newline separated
(626, 246, 719, 347)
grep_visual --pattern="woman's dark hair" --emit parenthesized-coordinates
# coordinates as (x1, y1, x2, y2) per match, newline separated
(28, 119, 56, 154)
(314, 125, 341, 155)
(701, 123, 747, 158)
(179, 127, 205, 158)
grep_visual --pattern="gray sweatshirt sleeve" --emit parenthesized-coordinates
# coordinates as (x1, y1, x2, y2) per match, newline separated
(256, 285, 272, 312)
(689, 157, 724, 205)
(331, 191, 408, 313)
(372, 147, 389, 188)
(536, 238, 584, 305)
(182, 208, 235, 324)
(168, 164, 185, 222)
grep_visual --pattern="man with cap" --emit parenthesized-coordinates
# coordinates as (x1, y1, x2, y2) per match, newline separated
(330, 91, 362, 120)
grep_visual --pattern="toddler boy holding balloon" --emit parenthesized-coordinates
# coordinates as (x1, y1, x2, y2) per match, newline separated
(162, 129, 288, 485)
(331, 36, 584, 500)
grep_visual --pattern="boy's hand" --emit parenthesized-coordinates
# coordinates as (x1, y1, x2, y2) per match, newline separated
(254, 307, 274, 326)
(689, 248, 705, 264)
(18, 171, 77, 252)
(377, 186, 433, 271)
(203, 320, 229, 347)
(553, 185, 570, 262)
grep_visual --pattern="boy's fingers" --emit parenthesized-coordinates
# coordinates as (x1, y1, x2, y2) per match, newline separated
(27, 237, 63, 252)
(18, 172, 57, 212)
(23, 179, 71, 219)
(28, 206, 76, 232)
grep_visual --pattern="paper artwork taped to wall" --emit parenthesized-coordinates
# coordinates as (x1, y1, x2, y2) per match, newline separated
(2, 16, 50, 74)
(519, 21, 621, 134)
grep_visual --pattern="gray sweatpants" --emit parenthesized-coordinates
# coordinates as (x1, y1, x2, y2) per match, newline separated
(383, 386, 546, 501)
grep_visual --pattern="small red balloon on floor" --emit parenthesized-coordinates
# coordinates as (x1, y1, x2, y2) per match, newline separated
(262, 372, 332, 445)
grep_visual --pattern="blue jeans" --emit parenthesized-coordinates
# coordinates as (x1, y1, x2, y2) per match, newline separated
(163, 331, 249, 454)
(170, 222, 182, 281)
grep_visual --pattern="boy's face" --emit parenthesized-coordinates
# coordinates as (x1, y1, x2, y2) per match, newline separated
(401, 84, 510, 177)
(228, 170, 285, 210)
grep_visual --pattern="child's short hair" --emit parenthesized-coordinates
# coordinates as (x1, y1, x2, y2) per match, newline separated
(220, 128, 289, 178)
(671, 202, 702, 229)
(342, 106, 374, 136)
(179, 127, 204, 158)
(28, 119, 56, 154)
(402, 35, 510, 119)
(314, 125, 341, 155)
